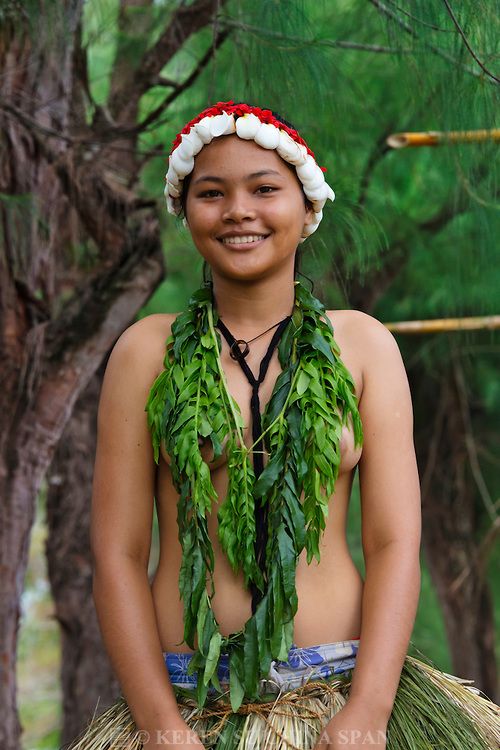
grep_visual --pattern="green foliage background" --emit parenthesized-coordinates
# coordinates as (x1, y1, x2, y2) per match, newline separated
(18, 0, 498, 747)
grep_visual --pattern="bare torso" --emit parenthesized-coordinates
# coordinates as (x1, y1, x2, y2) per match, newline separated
(150, 310, 364, 652)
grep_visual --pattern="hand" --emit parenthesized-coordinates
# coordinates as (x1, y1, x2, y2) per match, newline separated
(138, 715, 206, 749)
(312, 702, 388, 749)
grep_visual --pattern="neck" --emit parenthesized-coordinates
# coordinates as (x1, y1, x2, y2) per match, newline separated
(211, 272, 296, 333)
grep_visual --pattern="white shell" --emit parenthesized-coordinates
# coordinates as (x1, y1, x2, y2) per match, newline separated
(276, 131, 300, 161)
(166, 161, 180, 186)
(210, 112, 235, 137)
(194, 118, 213, 144)
(293, 143, 308, 166)
(166, 194, 178, 215)
(279, 137, 308, 166)
(304, 182, 330, 203)
(298, 170, 322, 190)
(254, 123, 280, 149)
(171, 148, 194, 178)
(310, 199, 327, 213)
(181, 130, 204, 156)
(176, 138, 194, 161)
(235, 113, 262, 140)
(302, 211, 322, 237)
(167, 182, 181, 198)
(296, 155, 318, 184)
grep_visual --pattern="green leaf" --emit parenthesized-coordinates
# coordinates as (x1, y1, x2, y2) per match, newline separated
(243, 618, 259, 697)
(196, 674, 209, 708)
(277, 524, 297, 600)
(196, 592, 209, 654)
(253, 446, 286, 497)
(296, 369, 311, 396)
(229, 650, 245, 712)
(302, 331, 336, 365)
(203, 631, 223, 685)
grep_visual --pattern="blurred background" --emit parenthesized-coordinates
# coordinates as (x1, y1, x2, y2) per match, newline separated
(0, 1, 498, 748)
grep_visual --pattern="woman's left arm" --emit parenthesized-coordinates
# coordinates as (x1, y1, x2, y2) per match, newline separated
(319, 313, 421, 747)
(348, 314, 421, 716)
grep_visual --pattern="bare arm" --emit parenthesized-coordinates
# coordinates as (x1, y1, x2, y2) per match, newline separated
(346, 314, 422, 719)
(91, 315, 184, 732)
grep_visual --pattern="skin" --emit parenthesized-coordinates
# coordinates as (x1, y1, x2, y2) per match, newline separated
(91, 135, 421, 748)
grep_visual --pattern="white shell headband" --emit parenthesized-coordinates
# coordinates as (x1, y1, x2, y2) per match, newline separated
(165, 101, 335, 240)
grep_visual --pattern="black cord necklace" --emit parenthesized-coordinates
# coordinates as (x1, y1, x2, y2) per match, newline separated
(216, 313, 292, 613)
(219, 319, 285, 360)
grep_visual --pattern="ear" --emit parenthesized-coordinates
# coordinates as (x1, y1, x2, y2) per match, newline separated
(301, 204, 315, 238)
(303, 203, 314, 227)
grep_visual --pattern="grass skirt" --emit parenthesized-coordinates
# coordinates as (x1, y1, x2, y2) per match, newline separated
(66, 655, 499, 750)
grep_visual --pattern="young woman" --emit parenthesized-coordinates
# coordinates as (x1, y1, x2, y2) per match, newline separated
(73, 102, 498, 750)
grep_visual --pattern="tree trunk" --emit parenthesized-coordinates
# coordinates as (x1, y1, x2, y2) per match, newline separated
(412, 358, 498, 701)
(0, 5, 163, 747)
(46, 370, 120, 746)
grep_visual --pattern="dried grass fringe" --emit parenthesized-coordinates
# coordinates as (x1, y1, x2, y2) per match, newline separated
(66, 657, 499, 750)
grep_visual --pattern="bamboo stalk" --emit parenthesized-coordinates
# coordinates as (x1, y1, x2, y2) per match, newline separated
(386, 129, 500, 149)
(384, 315, 500, 334)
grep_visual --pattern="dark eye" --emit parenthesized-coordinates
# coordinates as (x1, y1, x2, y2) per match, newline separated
(199, 189, 222, 198)
(257, 185, 277, 194)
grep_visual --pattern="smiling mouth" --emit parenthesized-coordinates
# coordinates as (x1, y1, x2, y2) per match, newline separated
(219, 234, 268, 245)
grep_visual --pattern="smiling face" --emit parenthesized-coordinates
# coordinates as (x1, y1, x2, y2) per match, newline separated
(184, 135, 313, 283)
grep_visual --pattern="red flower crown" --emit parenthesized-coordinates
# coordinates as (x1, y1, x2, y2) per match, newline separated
(170, 100, 323, 167)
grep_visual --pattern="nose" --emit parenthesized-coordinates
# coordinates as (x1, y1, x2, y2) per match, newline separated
(221, 191, 256, 223)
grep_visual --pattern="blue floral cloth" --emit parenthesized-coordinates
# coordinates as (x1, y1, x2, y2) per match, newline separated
(164, 639, 359, 694)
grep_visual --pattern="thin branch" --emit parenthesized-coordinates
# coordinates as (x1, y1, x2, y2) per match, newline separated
(0, 99, 168, 159)
(221, 19, 410, 54)
(151, 76, 179, 88)
(136, 28, 230, 133)
(418, 159, 494, 234)
(369, 0, 434, 37)
(109, 0, 229, 123)
(357, 129, 392, 206)
(367, 0, 495, 83)
(441, 0, 500, 84)
(0, 99, 75, 144)
(356, 80, 444, 207)
(385, 0, 453, 32)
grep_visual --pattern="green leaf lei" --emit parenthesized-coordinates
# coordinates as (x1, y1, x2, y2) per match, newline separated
(145, 281, 363, 710)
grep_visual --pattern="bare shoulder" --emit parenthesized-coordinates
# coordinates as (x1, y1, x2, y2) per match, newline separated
(326, 309, 405, 396)
(327, 309, 399, 352)
(106, 313, 176, 378)
(99, 313, 177, 412)
(327, 310, 395, 345)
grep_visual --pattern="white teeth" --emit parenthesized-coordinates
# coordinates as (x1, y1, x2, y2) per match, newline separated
(221, 235, 265, 245)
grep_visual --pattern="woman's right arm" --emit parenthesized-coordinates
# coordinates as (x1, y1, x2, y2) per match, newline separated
(90, 316, 198, 744)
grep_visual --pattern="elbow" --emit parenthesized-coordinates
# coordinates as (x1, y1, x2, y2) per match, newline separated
(364, 537, 421, 567)
(91, 529, 150, 571)
(91, 546, 149, 592)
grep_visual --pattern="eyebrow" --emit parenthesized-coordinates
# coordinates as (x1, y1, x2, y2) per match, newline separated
(192, 169, 284, 186)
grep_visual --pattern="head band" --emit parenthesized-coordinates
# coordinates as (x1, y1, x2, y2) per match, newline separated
(165, 101, 335, 240)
